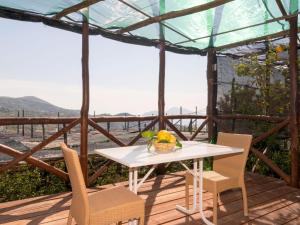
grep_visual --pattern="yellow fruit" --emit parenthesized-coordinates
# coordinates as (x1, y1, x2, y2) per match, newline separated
(275, 45, 284, 53)
(169, 135, 176, 144)
(157, 130, 171, 142)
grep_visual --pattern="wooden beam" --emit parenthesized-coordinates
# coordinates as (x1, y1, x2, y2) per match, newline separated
(128, 118, 159, 146)
(0, 119, 80, 173)
(53, 0, 104, 20)
(215, 28, 300, 51)
(289, 15, 299, 188)
(275, 0, 287, 16)
(158, 41, 166, 130)
(88, 160, 113, 186)
(88, 119, 126, 146)
(190, 118, 208, 140)
(251, 147, 290, 184)
(80, 13, 90, 185)
(0, 115, 158, 125)
(165, 115, 207, 120)
(165, 119, 188, 141)
(217, 114, 286, 123)
(252, 118, 290, 145)
(116, 0, 233, 34)
(0, 144, 68, 180)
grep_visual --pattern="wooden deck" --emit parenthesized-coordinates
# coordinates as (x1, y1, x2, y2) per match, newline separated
(0, 172, 299, 225)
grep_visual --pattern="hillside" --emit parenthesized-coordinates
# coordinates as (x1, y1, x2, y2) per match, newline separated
(0, 96, 80, 117)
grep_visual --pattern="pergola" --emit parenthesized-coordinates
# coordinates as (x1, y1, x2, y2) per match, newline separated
(0, 0, 299, 187)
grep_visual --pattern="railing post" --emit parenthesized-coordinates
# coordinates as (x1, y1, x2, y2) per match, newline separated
(31, 124, 34, 138)
(180, 106, 182, 131)
(42, 124, 45, 140)
(231, 78, 236, 131)
(289, 15, 299, 188)
(57, 112, 60, 131)
(63, 124, 68, 145)
(195, 106, 198, 130)
(206, 49, 218, 141)
(22, 109, 25, 136)
(17, 111, 20, 135)
(80, 7, 90, 185)
(138, 116, 141, 133)
(107, 122, 110, 133)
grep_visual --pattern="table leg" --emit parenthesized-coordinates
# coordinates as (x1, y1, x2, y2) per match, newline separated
(198, 159, 214, 225)
(133, 169, 138, 194)
(128, 168, 138, 225)
(129, 168, 133, 191)
(176, 159, 198, 214)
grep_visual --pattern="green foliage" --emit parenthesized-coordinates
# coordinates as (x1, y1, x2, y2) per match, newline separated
(232, 47, 290, 116)
(176, 140, 183, 148)
(218, 43, 298, 179)
(0, 162, 70, 203)
(141, 130, 156, 139)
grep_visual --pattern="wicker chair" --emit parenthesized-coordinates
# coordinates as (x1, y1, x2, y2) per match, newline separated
(61, 143, 145, 225)
(185, 132, 252, 224)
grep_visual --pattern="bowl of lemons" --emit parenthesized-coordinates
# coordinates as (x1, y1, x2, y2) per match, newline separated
(142, 130, 182, 153)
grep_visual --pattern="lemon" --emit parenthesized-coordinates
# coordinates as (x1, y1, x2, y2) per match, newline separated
(169, 134, 177, 144)
(157, 130, 171, 142)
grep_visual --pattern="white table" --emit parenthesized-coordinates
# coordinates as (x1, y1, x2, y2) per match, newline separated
(94, 141, 243, 225)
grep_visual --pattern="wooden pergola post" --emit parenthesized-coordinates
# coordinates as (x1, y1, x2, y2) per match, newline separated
(207, 49, 218, 141)
(80, 11, 90, 185)
(158, 41, 166, 130)
(158, 0, 166, 131)
(156, 0, 167, 175)
(289, 15, 299, 188)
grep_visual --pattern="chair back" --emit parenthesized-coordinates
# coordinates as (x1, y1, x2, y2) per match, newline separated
(61, 143, 89, 225)
(213, 132, 253, 179)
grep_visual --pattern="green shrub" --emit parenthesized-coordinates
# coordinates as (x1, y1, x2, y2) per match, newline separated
(0, 162, 70, 203)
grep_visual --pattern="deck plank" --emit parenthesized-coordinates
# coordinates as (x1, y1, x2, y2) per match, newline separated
(0, 172, 299, 225)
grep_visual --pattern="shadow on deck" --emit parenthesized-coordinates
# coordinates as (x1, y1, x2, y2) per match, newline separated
(0, 172, 299, 225)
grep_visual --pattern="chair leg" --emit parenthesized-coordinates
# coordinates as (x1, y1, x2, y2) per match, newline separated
(139, 214, 145, 225)
(67, 212, 73, 225)
(185, 182, 190, 209)
(213, 192, 218, 225)
(241, 183, 248, 216)
(218, 193, 221, 204)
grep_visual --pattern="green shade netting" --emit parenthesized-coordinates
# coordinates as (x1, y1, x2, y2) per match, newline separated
(0, 0, 299, 53)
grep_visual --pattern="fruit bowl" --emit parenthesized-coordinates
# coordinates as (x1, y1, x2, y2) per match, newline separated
(142, 130, 182, 154)
(153, 142, 176, 154)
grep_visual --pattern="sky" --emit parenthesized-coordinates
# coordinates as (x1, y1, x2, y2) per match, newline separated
(0, 18, 208, 115)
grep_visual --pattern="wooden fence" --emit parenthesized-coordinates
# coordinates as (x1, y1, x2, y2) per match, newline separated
(0, 114, 294, 186)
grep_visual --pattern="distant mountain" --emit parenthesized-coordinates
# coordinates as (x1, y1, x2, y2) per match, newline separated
(166, 107, 193, 115)
(0, 96, 80, 117)
(143, 107, 195, 116)
(114, 112, 134, 116)
(143, 110, 158, 116)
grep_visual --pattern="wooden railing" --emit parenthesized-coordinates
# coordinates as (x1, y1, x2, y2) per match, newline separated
(0, 114, 293, 186)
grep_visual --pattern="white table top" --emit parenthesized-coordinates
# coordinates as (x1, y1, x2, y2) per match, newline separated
(94, 141, 243, 168)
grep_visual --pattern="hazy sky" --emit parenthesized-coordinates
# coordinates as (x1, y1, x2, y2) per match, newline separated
(0, 18, 208, 115)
